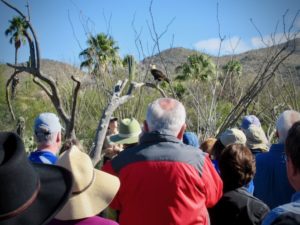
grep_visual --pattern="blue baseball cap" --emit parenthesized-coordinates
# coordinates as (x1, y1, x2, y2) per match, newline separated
(183, 132, 200, 148)
(34, 112, 63, 134)
(241, 115, 261, 130)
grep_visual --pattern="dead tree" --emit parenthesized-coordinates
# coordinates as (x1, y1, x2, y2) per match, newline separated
(1, 0, 80, 139)
(217, 38, 298, 135)
(89, 79, 166, 165)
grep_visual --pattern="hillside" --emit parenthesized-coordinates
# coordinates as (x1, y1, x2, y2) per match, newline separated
(1, 38, 299, 84)
(141, 38, 300, 79)
(1, 59, 85, 80)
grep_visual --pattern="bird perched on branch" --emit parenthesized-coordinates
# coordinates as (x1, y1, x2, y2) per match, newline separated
(150, 64, 170, 83)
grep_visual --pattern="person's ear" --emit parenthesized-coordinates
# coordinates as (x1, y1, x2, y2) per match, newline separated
(289, 158, 298, 177)
(56, 132, 62, 144)
(286, 157, 298, 187)
(177, 123, 187, 140)
(275, 130, 279, 139)
(143, 121, 149, 132)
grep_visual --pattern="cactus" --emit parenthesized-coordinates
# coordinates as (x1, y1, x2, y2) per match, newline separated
(123, 55, 136, 82)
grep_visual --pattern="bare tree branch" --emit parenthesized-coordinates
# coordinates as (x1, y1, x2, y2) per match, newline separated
(5, 70, 22, 121)
(217, 41, 295, 135)
(90, 79, 129, 165)
(1, 0, 41, 69)
(68, 76, 81, 138)
(68, 10, 83, 51)
(147, 0, 177, 98)
(2, 0, 82, 139)
(89, 78, 167, 165)
(140, 82, 167, 97)
(32, 77, 52, 98)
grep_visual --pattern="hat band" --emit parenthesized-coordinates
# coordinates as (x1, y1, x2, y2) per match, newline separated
(72, 171, 95, 195)
(117, 131, 141, 139)
(0, 180, 41, 221)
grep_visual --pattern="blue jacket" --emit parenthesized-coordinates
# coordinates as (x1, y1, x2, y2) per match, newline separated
(262, 192, 300, 225)
(254, 144, 295, 209)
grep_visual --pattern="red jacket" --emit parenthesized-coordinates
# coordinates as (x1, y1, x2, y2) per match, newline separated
(103, 132, 223, 225)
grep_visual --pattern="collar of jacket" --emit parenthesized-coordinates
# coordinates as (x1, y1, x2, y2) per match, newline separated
(140, 131, 181, 144)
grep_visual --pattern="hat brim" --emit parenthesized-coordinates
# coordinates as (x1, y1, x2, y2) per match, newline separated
(109, 134, 139, 145)
(2, 163, 73, 225)
(247, 142, 269, 151)
(110, 117, 118, 122)
(55, 169, 120, 220)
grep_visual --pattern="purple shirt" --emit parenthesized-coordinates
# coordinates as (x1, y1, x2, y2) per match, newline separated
(48, 216, 119, 225)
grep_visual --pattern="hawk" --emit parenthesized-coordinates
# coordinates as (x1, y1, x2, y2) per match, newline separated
(150, 65, 170, 83)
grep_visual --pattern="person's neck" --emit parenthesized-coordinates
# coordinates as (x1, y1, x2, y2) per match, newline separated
(37, 144, 59, 155)
(111, 128, 118, 134)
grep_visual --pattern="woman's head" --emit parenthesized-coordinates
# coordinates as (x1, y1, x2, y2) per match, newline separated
(201, 138, 217, 157)
(219, 144, 255, 191)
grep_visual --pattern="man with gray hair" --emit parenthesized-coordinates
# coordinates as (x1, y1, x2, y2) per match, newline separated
(254, 110, 300, 209)
(28, 112, 63, 164)
(262, 121, 300, 225)
(103, 98, 223, 225)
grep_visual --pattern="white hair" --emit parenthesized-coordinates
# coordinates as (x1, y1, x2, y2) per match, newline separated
(146, 98, 186, 136)
(276, 110, 300, 143)
(34, 131, 58, 146)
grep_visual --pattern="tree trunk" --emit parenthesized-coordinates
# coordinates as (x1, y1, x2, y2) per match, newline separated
(11, 47, 19, 99)
(24, 31, 35, 68)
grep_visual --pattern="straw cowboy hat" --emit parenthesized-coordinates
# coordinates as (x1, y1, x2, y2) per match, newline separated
(0, 132, 73, 225)
(55, 145, 120, 220)
(109, 118, 142, 144)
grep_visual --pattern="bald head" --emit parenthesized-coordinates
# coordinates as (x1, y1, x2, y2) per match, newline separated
(146, 98, 186, 136)
(276, 110, 300, 143)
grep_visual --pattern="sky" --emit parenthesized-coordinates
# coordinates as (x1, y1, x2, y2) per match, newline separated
(0, 0, 299, 67)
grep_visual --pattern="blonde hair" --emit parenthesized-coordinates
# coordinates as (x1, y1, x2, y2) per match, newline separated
(200, 138, 217, 155)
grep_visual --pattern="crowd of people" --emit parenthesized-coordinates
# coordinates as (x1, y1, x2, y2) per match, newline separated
(0, 97, 300, 225)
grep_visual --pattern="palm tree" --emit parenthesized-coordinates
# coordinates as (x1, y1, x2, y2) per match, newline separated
(5, 16, 28, 98)
(221, 60, 243, 104)
(175, 53, 216, 81)
(223, 60, 242, 76)
(79, 33, 120, 75)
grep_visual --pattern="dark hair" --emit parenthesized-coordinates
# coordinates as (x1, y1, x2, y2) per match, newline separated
(123, 143, 138, 149)
(219, 144, 256, 191)
(212, 139, 225, 161)
(285, 121, 300, 171)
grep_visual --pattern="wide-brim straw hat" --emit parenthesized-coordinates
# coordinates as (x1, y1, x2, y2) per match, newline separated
(0, 132, 73, 225)
(109, 118, 142, 144)
(55, 145, 120, 220)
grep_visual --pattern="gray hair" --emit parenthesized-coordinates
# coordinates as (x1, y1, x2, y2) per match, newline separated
(34, 131, 58, 146)
(276, 110, 300, 143)
(146, 98, 186, 136)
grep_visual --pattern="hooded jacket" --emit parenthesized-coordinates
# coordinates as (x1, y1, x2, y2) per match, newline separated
(103, 131, 223, 225)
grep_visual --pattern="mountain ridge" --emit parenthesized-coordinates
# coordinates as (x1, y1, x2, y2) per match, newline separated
(1, 38, 299, 81)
